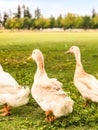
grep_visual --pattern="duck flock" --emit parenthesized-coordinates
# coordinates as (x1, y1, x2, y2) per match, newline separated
(0, 46, 98, 123)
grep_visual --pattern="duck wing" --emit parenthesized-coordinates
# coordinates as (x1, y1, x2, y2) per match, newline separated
(37, 76, 68, 96)
(77, 73, 98, 95)
(0, 84, 21, 94)
(49, 78, 63, 90)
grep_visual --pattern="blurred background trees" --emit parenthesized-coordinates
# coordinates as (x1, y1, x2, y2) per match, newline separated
(0, 5, 98, 30)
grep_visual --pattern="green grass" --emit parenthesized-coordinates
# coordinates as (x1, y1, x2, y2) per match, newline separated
(0, 31, 98, 130)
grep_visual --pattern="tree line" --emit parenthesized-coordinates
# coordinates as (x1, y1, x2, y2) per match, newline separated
(0, 5, 98, 30)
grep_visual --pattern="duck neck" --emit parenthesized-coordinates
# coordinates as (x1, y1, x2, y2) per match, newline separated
(36, 60, 46, 76)
(74, 50, 84, 73)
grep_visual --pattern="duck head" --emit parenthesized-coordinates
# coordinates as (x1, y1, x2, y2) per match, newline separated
(28, 49, 44, 63)
(32, 49, 44, 62)
(65, 46, 80, 54)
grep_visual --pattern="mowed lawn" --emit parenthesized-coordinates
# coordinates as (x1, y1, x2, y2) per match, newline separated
(0, 31, 98, 130)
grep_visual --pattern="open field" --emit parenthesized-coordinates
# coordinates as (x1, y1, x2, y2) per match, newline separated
(0, 31, 98, 130)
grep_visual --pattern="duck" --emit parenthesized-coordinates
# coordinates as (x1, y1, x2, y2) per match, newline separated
(28, 49, 74, 123)
(0, 64, 30, 116)
(66, 46, 98, 106)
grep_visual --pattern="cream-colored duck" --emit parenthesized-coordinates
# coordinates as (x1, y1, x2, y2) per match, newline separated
(66, 46, 98, 105)
(28, 49, 74, 123)
(0, 64, 30, 116)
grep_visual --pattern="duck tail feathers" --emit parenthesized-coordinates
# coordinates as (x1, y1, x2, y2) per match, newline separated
(19, 86, 30, 97)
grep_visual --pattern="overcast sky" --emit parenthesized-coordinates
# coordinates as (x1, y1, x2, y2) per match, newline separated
(0, 0, 98, 18)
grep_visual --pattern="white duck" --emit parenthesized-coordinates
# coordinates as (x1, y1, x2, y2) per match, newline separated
(66, 46, 98, 105)
(0, 64, 30, 116)
(28, 49, 74, 123)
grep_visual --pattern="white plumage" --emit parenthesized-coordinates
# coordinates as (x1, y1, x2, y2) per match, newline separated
(66, 46, 98, 105)
(29, 49, 74, 122)
(0, 64, 30, 116)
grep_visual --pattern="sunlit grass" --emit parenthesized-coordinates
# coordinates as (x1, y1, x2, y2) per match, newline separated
(0, 31, 98, 129)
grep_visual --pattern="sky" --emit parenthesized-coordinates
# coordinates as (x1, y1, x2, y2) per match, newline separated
(0, 0, 98, 18)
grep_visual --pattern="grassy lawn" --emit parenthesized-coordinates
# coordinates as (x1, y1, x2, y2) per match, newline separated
(0, 31, 98, 130)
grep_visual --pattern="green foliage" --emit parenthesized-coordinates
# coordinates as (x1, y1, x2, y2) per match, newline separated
(92, 15, 98, 28)
(34, 17, 46, 29)
(3, 5, 98, 29)
(82, 16, 92, 29)
(2, 5, 98, 29)
(3, 12, 9, 26)
(0, 32, 98, 129)
(56, 15, 63, 28)
(74, 16, 84, 28)
(34, 8, 42, 19)
(63, 13, 76, 29)
(14, 5, 21, 18)
(5, 18, 24, 29)
(5, 13, 98, 30)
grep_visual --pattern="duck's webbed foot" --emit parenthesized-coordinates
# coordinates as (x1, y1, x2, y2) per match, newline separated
(0, 104, 11, 116)
(45, 110, 56, 123)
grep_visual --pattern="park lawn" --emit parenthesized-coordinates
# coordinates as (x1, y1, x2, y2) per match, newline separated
(0, 31, 98, 130)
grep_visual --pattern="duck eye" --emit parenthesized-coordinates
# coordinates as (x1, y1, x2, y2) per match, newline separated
(33, 51, 35, 54)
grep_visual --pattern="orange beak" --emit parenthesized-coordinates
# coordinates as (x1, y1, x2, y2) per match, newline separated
(27, 55, 32, 60)
(65, 50, 70, 54)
